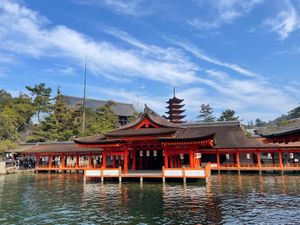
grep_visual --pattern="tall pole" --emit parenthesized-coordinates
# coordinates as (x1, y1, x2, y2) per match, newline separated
(82, 55, 87, 133)
(173, 86, 175, 98)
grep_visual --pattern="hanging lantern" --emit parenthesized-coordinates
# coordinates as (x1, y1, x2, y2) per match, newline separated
(116, 155, 119, 160)
(246, 154, 250, 160)
(180, 154, 184, 160)
(162, 150, 164, 156)
(110, 155, 113, 160)
(146, 150, 150, 157)
(195, 153, 202, 159)
(226, 154, 230, 160)
(121, 155, 124, 160)
(153, 150, 157, 157)
(290, 153, 294, 159)
(140, 151, 143, 157)
(267, 153, 272, 159)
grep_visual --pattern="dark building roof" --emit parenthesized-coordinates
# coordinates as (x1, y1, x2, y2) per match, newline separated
(15, 142, 101, 154)
(75, 107, 276, 149)
(181, 123, 268, 148)
(63, 95, 136, 117)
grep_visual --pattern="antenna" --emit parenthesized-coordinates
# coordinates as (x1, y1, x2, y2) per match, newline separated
(82, 55, 87, 133)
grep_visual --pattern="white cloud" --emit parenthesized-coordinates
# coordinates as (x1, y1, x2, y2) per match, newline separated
(73, 0, 149, 16)
(262, 0, 300, 40)
(0, 1, 200, 85)
(171, 40, 260, 78)
(188, 0, 264, 29)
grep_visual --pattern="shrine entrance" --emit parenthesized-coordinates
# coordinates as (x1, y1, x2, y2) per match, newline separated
(136, 150, 164, 170)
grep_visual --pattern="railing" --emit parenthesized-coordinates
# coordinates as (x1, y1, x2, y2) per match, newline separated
(84, 167, 122, 178)
(162, 165, 210, 179)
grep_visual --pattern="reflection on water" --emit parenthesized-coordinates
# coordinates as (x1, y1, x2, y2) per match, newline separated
(0, 173, 300, 224)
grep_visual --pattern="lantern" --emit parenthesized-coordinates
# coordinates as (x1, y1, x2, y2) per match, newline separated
(290, 153, 294, 159)
(246, 154, 250, 160)
(267, 153, 272, 159)
(146, 151, 150, 157)
(140, 151, 143, 157)
(226, 154, 230, 160)
(153, 150, 157, 157)
(180, 154, 184, 160)
(195, 153, 202, 159)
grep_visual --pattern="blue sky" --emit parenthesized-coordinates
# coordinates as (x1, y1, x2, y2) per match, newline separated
(0, 0, 300, 123)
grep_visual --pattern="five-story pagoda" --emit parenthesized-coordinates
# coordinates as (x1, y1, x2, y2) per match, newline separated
(166, 87, 186, 123)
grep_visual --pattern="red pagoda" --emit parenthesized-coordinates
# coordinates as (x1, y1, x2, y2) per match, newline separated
(166, 87, 186, 123)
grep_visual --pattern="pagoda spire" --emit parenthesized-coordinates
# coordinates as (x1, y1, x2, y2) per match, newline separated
(165, 87, 186, 123)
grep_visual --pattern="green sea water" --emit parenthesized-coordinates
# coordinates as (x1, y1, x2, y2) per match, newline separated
(0, 173, 299, 225)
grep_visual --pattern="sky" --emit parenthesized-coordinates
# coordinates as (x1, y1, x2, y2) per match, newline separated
(0, 0, 300, 123)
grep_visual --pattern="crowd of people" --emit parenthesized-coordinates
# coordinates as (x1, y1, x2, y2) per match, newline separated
(5, 157, 36, 169)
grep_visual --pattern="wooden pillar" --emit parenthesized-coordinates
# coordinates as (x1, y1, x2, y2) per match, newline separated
(124, 147, 128, 174)
(132, 151, 136, 171)
(257, 151, 261, 170)
(76, 154, 79, 169)
(236, 151, 240, 169)
(170, 155, 173, 168)
(216, 151, 220, 170)
(278, 150, 283, 169)
(48, 155, 53, 169)
(164, 149, 169, 168)
(61, 154, 66, 169)
(102, 151, 106, 169)
(189, 149, 194, 168)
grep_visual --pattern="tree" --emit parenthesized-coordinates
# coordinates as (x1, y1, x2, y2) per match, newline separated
(27, 88, 79, 142)
(0, 93, 35, 143)
(198, 104, 215, 122)
(82, 101, 118, 136)
(255, 118, 266, 127)
(26, 83, 52, 123)
(218, 109, 239, 121)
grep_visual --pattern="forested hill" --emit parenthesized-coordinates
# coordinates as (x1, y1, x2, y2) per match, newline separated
(272, 106, 300, 125)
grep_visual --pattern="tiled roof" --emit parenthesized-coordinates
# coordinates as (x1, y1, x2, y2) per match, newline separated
(63, 95, 136, 117)
(16, 142, 101, 153)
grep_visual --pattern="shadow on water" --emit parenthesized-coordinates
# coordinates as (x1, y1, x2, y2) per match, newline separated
(0, 173, 300, 224)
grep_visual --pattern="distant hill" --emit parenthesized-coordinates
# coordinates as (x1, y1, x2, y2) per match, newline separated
(272, 106, 300, 125)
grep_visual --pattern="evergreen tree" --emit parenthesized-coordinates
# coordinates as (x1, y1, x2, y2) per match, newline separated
(198, 104, 215, 122)
(26, 83, 52, 123)
(28, 88, 79, 142)
(0, 93, 35, 151)
(218, 109, 239, 121)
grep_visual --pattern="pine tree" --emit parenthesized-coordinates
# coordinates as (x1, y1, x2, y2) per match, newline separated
(26, 83, 52, 123)
(198, 104, 215, 122)
(218, 109, 239, 121)
(28, 88, 80, 142)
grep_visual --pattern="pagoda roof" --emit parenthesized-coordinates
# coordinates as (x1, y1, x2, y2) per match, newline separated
(166, 109, 185, 114)
(166, 97, 184, 104)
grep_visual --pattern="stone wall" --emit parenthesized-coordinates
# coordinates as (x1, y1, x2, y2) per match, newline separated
(0, 161, 7, 175)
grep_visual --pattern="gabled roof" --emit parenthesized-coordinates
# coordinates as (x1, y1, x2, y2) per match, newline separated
(63, 95, 136, 117)
(116, 105, 180, 130)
